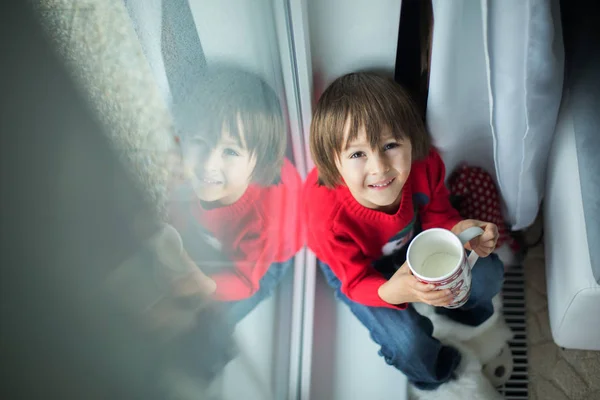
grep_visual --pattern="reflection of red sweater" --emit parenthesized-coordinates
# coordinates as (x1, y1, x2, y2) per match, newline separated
(170, 159, 303, 301)
(304, 150, 462, 309)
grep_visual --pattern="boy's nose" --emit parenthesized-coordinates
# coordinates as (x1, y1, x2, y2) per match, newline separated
(368, 153, 390, 175)
(203, 149, 222, 173)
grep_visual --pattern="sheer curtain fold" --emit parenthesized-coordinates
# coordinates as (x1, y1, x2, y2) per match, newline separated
(428, 0, 564, 230)
(123, 0, 172, 105)
(123, 0, 208, 107)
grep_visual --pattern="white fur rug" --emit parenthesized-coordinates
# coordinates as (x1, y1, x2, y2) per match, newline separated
(408, 295, 513, 400)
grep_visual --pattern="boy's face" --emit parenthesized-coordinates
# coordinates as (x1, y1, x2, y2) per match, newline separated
(335, 125, 412, 213)
(184, 119, 257, 206)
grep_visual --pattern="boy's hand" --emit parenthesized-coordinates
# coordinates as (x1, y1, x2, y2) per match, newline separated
(170, 249, 217, 297)
(378, 262, 455, 306)
(151, 224, 217, 297)
(144, 250, 217, 334)
(451, 219, 499, 257)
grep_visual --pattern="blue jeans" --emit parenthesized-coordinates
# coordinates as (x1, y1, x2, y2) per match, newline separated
(220, 259, 294, 325)
(319, 253, 504, 390)
(187, 259, 294, 380)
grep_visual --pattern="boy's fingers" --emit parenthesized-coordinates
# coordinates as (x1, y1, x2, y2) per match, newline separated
(174, 271, 217, 297)
(428, 291, 454, 305)
(474, 242, 496, 256)
(468, 236, 480, 250)
(480, 241, 495, 248)
(412, 280, 436, 292)
(480, 237, 496, 247)
(480, 224, 498, 244)
(432, 297, 454, 307)
(480, 231, 495, 244)
(423, 289, 452, 301)
(480, 245, 495, 254)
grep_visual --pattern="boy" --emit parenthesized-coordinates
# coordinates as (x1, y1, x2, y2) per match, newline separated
(304, 72, 507, 392)
(167, 65, 303, 325)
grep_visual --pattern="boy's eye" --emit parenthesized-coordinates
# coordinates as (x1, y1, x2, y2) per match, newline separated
(349, 151, 366, 159)
(223, 148, 240, 157)
(383, 142, 400, 151)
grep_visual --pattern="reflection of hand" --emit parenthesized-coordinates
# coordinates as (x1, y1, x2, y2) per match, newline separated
(153, 224, 216, 294)
(145, 261, 216, 334)
(146, 225, 217, 333)
(451, 219, 499, 257)
(378, 262, 454, 306)
(170, 249, 217, 296)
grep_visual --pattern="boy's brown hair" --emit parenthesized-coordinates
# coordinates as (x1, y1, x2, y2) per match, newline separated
(310, 72, 430, 188)
(174, 65, 286, 185)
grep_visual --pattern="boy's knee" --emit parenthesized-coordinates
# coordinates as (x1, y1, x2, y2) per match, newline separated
(376, 337, 419, 368)
(372, 326, 432, 367)
(376, 333, 460, 386)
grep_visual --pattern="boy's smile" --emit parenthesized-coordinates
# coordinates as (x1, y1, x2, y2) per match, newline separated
(200, 177, 224, 185)
(336, 125, 412, 213)
(367, 177, 396, 190)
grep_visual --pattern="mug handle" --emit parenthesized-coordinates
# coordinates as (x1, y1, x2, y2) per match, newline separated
(457, 226, 485, 269)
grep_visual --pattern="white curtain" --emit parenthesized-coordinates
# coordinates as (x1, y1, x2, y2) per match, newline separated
(427, 0, 564, 230)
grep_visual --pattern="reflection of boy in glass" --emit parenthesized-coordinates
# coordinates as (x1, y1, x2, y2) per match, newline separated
(168, 65, 303, 324)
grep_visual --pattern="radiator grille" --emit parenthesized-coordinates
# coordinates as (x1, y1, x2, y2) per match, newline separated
(497, 265, 528, 399)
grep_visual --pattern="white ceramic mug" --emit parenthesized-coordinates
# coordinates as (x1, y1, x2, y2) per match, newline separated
(406, 227, 484, 308)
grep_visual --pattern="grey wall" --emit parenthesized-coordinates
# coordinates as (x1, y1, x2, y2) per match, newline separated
(307, 0, 402, 98)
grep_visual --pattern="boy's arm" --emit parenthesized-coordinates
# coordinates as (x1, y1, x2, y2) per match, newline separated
(319, 233, 408, 309)
(418, 152, 499, 259)
(323, 234, 454, 307)
(207, 162, 303, 301)
(202, 204, 300, 301)
(201, 233, 276, 301)
(169, 208, 274, 301)
(419, 151, 463, 231)
(166, 203, 255, 301)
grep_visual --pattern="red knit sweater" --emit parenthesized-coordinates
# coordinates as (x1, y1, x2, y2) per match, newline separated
(304, 150, 462, 309)
(169, 158, 303, 301)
